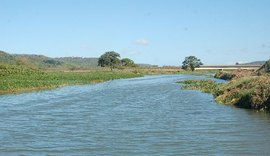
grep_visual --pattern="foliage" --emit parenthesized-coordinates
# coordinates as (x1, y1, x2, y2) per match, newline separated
(43, 59, 63, 66)
(121, 58, 136, 67)
(178, 75, 270, 111)
(98, 51, 121, 70)
(214, 72, 235, 80)
(182, 56, 203, 71)
(216, 76, 270, 110)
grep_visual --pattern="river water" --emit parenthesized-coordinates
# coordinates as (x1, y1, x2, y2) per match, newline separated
(1, 75, 270, 155)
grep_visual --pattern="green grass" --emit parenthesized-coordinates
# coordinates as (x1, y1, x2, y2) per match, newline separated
(177, 80, 223, 96)
(0, 64, 143, 94)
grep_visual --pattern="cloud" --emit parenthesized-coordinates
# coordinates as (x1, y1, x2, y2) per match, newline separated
(135, 38, 149, 46)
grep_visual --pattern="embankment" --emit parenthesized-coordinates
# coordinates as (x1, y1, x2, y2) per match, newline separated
(178, 75, 270, 111)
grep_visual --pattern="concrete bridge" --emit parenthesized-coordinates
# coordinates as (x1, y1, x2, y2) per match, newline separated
(195, 65, 261, 70)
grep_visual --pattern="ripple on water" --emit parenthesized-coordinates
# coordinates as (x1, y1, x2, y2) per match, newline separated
(0, 75, 270, 155)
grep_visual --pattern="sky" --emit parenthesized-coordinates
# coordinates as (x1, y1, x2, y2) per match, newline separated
(0, 0, 270, 66)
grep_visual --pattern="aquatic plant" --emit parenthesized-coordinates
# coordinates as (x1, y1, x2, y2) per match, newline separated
(178, 80, 223, 96)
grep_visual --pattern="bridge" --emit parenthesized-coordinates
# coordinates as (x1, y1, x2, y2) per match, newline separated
(195, 65, 261, 70)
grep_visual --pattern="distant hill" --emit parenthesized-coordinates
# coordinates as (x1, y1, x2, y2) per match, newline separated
(241, 61, 266, 65)
(0, 50, 99, 69)
(55, 57, 99, 69)
(0, 51, 17, 64)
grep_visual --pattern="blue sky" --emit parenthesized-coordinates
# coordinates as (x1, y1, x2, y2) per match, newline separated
(0, 0, 270, 65)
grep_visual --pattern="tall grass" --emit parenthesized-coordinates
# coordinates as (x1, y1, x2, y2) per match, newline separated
(177, 80, 223, 96)
(216, 76, 270, 110)
(178, 76, 270, 111)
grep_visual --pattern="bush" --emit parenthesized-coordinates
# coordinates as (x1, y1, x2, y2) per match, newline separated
(216, 76, 270, 110)
(179, 76, 270, 111)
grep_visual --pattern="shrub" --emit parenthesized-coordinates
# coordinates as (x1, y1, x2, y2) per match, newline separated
(179, 76, 270, 111)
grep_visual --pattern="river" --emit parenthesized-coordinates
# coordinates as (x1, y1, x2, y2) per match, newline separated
(0, 75, 270, 155)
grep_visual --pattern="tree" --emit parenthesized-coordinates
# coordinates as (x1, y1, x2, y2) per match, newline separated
(182, 56, 203, 71)
(121, 58, 136, 67)
(98, 51, 121, 70)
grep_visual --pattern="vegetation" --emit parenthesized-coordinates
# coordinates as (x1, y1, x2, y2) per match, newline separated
(179, 80, 222, 96)
(98, 51, 121, 70)
(0, 51, 183, 95)
(214, 69, 255, 80)
(216, 76, 270, 110)
(121, 58, 136, 67)
(3, 49, 268, 109)
(98, 51, 138, 70)
(0, 64, 143, 94)
(0, 50, 100, 69)
(178, 76, 270, 111)
(55, 57, 99, 69)
(182, 56, 203, 71)
(215, 59, 270, 81)
(0, 51, 18, 64)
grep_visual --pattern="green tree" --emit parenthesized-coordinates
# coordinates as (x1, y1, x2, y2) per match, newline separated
(182, 56, 203, 71)
(121, 58, 136, 67)
(98, 51, 121, 70)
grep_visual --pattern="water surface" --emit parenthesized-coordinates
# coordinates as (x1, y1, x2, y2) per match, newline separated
(1, 75, 270, 155)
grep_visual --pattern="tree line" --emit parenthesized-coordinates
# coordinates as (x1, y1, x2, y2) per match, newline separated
(98, 51, 203, 71)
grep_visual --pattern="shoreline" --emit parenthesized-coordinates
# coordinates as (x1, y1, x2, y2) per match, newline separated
(178, 75, 270, 111)
(0, 66, 185, 95)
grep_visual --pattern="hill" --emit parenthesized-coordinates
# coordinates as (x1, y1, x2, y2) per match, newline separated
(0, 50, 99, 69)
(242, 61, 265, 65)
(0, 51, 17, 64)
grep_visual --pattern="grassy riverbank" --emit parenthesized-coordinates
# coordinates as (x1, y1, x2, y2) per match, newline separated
(178, 60, 270, 111)
(0, 60, 188, 94)
(0, 64, 143, 94)
(178, 75, 270, 111)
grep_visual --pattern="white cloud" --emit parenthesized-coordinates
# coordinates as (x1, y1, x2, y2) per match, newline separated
(135, 38, 149, 45)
